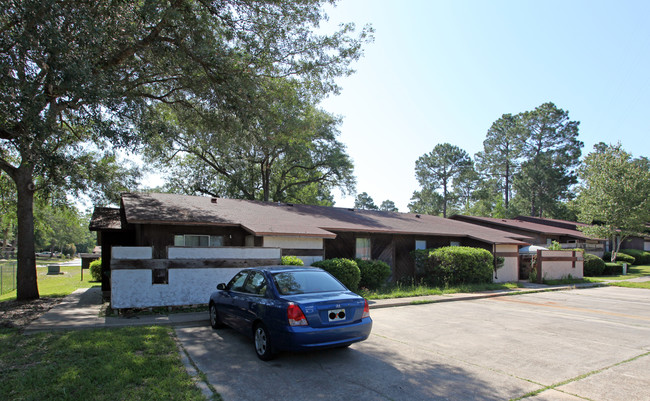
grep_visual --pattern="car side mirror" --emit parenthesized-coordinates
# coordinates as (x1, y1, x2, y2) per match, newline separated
(217, 283, 226, 290)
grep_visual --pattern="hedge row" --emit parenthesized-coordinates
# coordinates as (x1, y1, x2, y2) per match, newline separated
(619, 249, 650, 265)
(280, 255, 304, 266)
(583, 254, 606, 276)
(413, 246, 494, 287)
(603, 252, 635, 265)
(310, 258, 391, 291)
(583, 254, 637, 276)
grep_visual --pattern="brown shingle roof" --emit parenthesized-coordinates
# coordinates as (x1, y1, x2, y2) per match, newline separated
(121, 192, 527, 245)
(89, 207, 122, 231)
(450, 215, 594, 240)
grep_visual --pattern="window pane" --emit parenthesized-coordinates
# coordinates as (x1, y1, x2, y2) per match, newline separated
(244, 272, 267, 296)
(174, 235, 185, 246)
(228, 272, 248, 292)
(450, 241, 460, 247)
(273, 271, 347, 295)
(356, 237, 371, 260)
(415, 240, 427, 250)
(185, 235, 209, 247)
(210, 236, 224, 247)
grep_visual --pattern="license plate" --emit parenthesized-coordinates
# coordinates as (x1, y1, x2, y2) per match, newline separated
(327, 308, 346, 322)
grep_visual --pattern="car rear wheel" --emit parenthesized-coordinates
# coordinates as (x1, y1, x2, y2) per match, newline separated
(209, 303, 224, 329)
(254, 323, 275, 361)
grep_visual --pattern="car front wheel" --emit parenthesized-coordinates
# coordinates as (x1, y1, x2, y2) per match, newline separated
(209, 303, 224, 329)
(254, 323, 275, 361)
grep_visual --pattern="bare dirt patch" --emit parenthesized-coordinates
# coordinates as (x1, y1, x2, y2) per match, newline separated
(0, 298, 63, 330)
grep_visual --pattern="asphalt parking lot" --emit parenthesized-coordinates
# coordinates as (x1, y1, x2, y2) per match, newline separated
(175, 286, 650, 401)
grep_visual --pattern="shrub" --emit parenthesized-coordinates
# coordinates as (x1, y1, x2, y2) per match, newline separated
(312, 258, 360, 291)
(603, 252, 635, 265)
(416, 246, 494, 287)
(583, 254, 606, 276)
(619, 249, 650, 265)
(356, 259, 391, 290)
(280, 256, 304, 266)
(62, 243, 76, 257)
(89, 258, 103, 281)
(411, 249, 431, 279)
(604, 262, 623, 275)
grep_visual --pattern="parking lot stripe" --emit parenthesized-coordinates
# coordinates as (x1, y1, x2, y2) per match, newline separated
(489, 297, 650, 322)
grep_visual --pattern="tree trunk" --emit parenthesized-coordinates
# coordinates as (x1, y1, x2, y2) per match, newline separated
(504, 162, 510, 210)
(15, 167, 39, 300)
(1, 227, 9, 258)
(442, 180, 448, 218)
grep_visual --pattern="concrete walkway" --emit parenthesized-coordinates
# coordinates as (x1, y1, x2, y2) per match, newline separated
(25, 287, 209, 333)
(24, 280, 624, 333)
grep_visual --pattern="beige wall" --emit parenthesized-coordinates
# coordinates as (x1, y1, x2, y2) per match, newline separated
(494, 244, 519, 283)
(539, 250, 584, 280)
(111, 246, 282, 309)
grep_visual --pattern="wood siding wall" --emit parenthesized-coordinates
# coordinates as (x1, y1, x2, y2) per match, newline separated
(324, 232, 494, 282)
(137, 224, 250, 259)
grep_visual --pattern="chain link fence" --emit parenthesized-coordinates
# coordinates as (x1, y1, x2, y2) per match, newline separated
(1, 261, 17, 295)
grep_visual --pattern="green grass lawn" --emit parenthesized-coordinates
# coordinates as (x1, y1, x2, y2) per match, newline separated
(0, 326, 207, 401)
(0, 263, 96, 301)
(584, 264, 650, 289)
(359, 282, 523, 300)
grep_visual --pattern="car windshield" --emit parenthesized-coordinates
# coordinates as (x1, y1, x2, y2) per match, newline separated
(272, 270, 347, 295)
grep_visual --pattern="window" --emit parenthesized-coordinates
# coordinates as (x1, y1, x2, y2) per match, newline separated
(356, 237, 371, 260)
(273, 271, 347, 295)
(244, 271, 268, 296)
(174, 234, 224, 247)
(415, 240, 427, 250)
(450, 241, 460, 247)
(227, 271, 249, 292)
(152, 268, 168, 285)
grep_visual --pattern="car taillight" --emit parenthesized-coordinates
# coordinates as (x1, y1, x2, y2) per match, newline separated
(287, 303, 308, 326)
(362, 299, 370, 319)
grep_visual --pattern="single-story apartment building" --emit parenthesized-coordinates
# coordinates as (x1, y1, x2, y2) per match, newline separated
(90, 192, 529, 294)
(449, 215, 606, 256)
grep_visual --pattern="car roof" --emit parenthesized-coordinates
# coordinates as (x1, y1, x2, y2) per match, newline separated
(245, 265, 324, 274)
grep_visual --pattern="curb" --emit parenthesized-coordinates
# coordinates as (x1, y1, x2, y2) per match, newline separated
(368, 283, 606, 309)
(26, 283, 606, 332)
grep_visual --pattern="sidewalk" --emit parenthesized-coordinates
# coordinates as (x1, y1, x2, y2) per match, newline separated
(25, 287, 209, 333)
(25, 281, 608, 333)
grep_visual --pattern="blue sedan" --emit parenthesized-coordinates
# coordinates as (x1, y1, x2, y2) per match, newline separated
(208, 266, 373, 360)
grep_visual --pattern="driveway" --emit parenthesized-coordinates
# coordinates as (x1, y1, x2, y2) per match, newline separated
(175, 286, 650, 401)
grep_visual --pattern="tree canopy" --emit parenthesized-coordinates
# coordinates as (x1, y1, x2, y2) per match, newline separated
(143, 78, 355, 204)
(576, 143, 650, 261)
(0, 0, 371, 300)
(474, 113, 524, 210)
(514, 102, 583, 217)
(379, 200, 398, 212)
(354, 192, 378, 210)
(415, 143, 471, 217)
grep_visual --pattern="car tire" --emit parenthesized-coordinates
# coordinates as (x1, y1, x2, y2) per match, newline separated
(209, 303, 224, 329)
(254, 323, 275, 361)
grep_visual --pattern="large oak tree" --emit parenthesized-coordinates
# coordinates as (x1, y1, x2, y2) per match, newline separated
(0, 0, 370, 300)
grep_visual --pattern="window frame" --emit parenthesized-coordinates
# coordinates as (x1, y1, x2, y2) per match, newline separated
(355, 237, 371, 260)
(174, 234, 225, 247)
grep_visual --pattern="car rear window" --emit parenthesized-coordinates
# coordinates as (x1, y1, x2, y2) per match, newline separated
(272, 271, 347, 295)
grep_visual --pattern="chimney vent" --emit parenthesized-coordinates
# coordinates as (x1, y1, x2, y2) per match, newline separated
(211, 198, 217, 204)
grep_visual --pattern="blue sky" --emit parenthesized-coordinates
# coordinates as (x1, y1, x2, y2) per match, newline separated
(319, 0, 650, 211)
